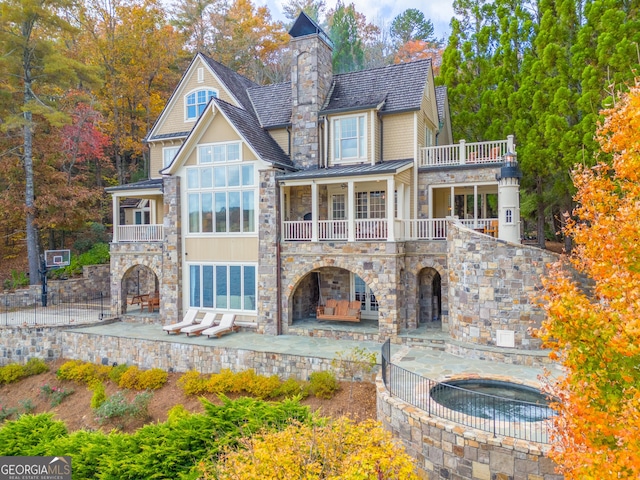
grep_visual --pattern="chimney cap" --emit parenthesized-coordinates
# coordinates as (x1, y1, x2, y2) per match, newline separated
(288, 11, 333, 48)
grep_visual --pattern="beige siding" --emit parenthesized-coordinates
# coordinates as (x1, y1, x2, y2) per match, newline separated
(268, 128, 290, 156)
(149, 140, 183, 178)
(396, 169, 411, 186)
(155, 58, 240, 138)
(199, 115, 241, 144)
(383, 112, 415, 160)
(185, 237, 258, 262)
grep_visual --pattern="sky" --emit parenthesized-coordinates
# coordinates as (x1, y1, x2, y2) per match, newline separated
(258, 0, 456, 41)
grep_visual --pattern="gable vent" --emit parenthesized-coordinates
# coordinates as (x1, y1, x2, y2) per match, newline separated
(197, 68, 204, 83)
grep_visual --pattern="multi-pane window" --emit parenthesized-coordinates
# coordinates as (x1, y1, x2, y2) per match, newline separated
(186, 89, 217, 120)
(187, 142, 255, 234)
(333, 115, 366, 161)
(356, 191, 385, 219)
(425, 127, 434, 147)
(163, 146, 180, 168)
(189, 264, 256, 312)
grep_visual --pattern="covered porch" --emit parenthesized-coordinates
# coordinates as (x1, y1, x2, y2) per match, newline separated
(106, 179, 164, 243)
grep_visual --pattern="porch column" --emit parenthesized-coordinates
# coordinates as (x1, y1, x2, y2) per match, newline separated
(473, 185, 478, 228)
(311, 181, 319, 242)
(450, 186, 455, 218)
(112, 195, 119, 243)
(387, 177, 395, 241)
(347, 181, 355, 242)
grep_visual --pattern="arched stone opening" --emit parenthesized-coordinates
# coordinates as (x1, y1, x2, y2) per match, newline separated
(417, 267, 442, 328)
(120, 264, 159, 314)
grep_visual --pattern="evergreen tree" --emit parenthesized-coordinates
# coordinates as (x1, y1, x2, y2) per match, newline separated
(328, 1, 364, 74)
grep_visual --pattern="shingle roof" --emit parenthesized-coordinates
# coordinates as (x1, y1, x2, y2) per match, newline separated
(248, 83, 292, 128)
(322, 59, 431, 115)
(435, 86, 447, 125)
(148, 131, 191, 141)
(105, 178, 163, 193)
(202, 56, 259, 112)
(277, 159, 413, 181)
(213, 98, 294, 170)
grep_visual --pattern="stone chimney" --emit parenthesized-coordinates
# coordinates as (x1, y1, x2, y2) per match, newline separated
(288, 12, 333, 170)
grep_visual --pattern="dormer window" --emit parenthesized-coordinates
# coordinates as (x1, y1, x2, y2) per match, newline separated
(333, 114, 366, 162)
(186, 89, 217, 120)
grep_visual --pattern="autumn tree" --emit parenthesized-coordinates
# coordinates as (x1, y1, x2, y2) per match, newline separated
(536, 84, 640, 478)
(78, 0, 186, 184)
(282, 0, 326, 24)
(0, 0, 97, 283)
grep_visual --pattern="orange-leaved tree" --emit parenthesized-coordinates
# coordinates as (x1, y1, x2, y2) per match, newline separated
(536, 84, 640, 478)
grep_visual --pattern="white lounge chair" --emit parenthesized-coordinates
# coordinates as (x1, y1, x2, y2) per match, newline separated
(202, 314, 237, 338)
(163, 309, 198, 334)
(180, 312, 218, 336)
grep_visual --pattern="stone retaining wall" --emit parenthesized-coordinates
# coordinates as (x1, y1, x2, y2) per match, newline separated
(0, 324, 375, 382)
(376, 375, 563, 479)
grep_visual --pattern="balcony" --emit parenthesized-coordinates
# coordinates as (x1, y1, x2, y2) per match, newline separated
(419, 136, 514, 168)
(115, 224, 164, 243)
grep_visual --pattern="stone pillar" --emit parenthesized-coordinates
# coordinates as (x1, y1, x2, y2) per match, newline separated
(289, 28, 333, 170)
(257, 169, 279, 335)
(161, 176, 182, 324)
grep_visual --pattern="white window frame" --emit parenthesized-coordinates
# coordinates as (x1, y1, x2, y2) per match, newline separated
(186, 142, 256, 236)
(185, 88, 218, 121)
(332, 114, 367, 163)
(188, 262, 257, 312)
(163, 146, 180, 168)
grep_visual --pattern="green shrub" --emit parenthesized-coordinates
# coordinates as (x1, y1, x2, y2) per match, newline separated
(0, 364, 26, 384)
(178, 370, 208, 395)
(108, 363, 129, 384)
(19, 398, 36, 414)
(24, 358, 49, 376)
(94, 391, 153, 426)
(275, 377, 308, 399)
(230, 369, 258, 393)
(40, 384, 74, 407)
(0, 405, 18, 423)
(0, 414, 68, 456)
(90, 381, 107, 409)
(50, 242, 110, 279)
(308, 370, 339, 399)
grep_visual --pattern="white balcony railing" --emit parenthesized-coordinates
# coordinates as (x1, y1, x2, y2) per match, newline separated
(419, 136, 514, 168)
(282, 219, 459, 241)
(116, 224, 164, 243)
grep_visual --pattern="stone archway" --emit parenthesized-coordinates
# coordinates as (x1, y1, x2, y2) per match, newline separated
(417, 267, 442, 328)
(120, 264, 159, 314)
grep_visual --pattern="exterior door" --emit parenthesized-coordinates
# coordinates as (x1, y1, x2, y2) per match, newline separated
(353, 275, 378, 320)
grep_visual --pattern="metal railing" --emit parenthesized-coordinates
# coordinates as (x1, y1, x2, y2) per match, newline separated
(381, 339, 552, 443)
(1, 291, 110, 326)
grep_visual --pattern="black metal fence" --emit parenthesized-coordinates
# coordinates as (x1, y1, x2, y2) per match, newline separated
(1, 291, 110, 326)
(381, 339, 552, 443)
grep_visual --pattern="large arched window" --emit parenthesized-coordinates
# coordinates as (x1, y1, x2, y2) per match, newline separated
(185, 89, 217, 120)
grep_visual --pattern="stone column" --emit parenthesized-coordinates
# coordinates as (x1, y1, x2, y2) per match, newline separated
(161, 176, 182, 324)
(257, 169, 279, 335)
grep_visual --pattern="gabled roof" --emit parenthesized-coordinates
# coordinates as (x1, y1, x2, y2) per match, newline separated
(212, 98, 294, 170)
(322, 59, 432, 115)
(277, 159, 413, 182)
(201, 56, 259, 112)
(288, 11, 333, 48)
(248, 82, 292, 128)
(148, 131, 191, 142)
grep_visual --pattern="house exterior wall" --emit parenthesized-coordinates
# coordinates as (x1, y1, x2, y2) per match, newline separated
(383, 112, 416, 160)
(268, 128, 290, 156)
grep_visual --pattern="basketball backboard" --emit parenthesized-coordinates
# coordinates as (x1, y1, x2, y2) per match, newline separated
(44, 249, 71, 268)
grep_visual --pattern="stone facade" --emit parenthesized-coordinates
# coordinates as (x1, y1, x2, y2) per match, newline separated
(161, 175, 183, 324)
(377, 376, 563, 480)
(257, 169, 279, 335)
(447, 224, 558, 350)
(289, 27, 333, 171)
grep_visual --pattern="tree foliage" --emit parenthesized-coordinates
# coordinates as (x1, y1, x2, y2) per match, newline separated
(536, 85, 640, 478)
(327, 1, 365, 74)
(390, 8, 437, 46)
